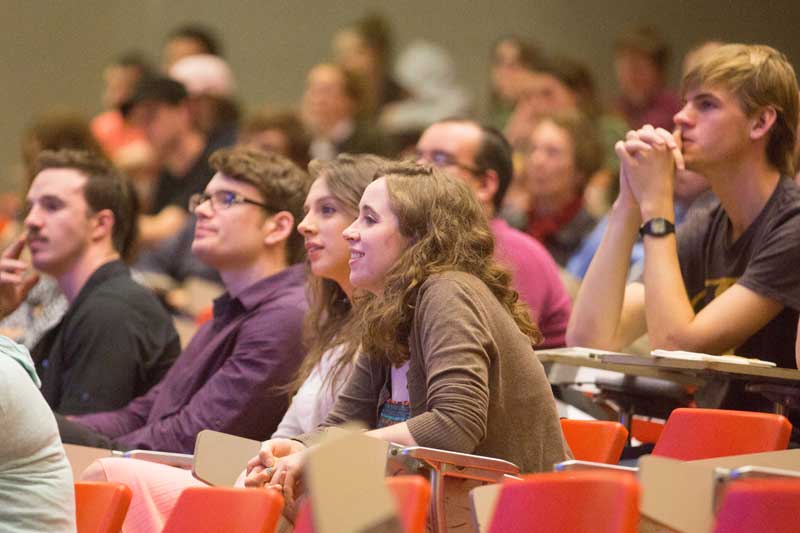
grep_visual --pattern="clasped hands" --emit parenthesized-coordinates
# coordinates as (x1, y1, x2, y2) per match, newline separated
(614, 125, 687, 218)
(243, 438, 308, 515)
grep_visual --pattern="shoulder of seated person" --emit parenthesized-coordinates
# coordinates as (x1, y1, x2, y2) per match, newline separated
(419, 271, 490, 299)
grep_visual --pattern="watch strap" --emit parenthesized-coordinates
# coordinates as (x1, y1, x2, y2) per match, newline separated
(639, 217, 675, 238)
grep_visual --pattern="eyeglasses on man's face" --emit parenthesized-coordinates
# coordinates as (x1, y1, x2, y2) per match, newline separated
(188, 190, 270, 214)
(415, 149, 484, 176)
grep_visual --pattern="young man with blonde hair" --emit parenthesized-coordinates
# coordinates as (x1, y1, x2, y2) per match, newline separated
(569, 44, 800, 410)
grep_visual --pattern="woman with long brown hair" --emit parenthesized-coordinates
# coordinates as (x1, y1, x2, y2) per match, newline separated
(246, 163, 570, 526)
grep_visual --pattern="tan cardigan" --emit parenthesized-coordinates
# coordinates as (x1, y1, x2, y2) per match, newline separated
(299, 271, 572, 473)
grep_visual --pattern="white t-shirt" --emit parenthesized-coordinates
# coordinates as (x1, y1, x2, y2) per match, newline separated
(0, 337, 76, 532)
(271, 345, 354, 438)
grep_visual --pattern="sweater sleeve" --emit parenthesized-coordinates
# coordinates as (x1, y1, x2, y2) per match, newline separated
(405, 276, 495, 453)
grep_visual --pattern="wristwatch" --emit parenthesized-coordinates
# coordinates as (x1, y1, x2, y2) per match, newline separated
(639, 217, 675, 238)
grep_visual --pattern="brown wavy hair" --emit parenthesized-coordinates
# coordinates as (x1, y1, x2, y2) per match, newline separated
(354, 162, 542, 365)
(291, 153, 389, 394)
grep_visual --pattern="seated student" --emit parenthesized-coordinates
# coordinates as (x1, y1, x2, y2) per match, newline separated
(0, 111, 107, 349)
(0, 336, 75, 532)
(58, 146, 310, 453)
(123, 77, 216, 248)
(81, 154, 382, 533)
(0, 149, 180, 415)
(134, 110, 311, 288)
(302, 63, 394, 161)
(247, 163, 571, 525)
(568, 44, 800, 412)
(415, 119, 572, 347)
(505, 112, 603, 267)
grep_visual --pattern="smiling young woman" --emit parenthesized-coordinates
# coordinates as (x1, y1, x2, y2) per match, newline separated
(247, 162, 571, 528)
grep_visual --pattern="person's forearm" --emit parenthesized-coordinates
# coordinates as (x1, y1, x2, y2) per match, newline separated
(638, 198, 698, 350)
(366, 422, 418, 447)
(567, 202, 642, 349)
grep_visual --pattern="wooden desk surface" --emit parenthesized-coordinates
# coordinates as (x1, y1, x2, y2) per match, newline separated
(537, 349, 800, 385)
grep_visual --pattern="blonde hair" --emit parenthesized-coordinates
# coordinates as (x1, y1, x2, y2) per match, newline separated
(682, 43, 799, 176)
(355, 162, 542, 365)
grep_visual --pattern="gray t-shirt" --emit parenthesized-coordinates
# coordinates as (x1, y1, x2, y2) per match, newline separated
(0, 337, 76, 532)
(677, 176, 800, 370)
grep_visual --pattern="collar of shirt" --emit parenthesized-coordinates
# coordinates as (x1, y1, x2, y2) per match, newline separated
(527, 196, 584, 242)
(211, 263, 306, 321)
(68, 260, 129, 311)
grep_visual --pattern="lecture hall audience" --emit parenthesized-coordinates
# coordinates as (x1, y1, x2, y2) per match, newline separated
(4, 15, 800, 531)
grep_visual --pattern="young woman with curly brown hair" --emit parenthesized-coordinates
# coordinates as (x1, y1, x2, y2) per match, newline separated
(246, 162, 570, 528)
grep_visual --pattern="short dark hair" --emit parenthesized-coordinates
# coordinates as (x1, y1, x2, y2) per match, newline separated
(614, 26, 671, 72)
(435, 119, 514, 211)
(475, 126, 514, 210)
(112, 51, 156, 78)
(120, 77, 188, 118)
(35, 149, 139, 261)
(537, 55, 600, 118)
(209, 146, 311, 264)
(239, 110, 311, 169)
(21, 111, 106, 185)
(168, 24, 222, 56)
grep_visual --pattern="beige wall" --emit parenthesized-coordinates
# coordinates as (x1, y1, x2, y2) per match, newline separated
(3, 0, 799, 192)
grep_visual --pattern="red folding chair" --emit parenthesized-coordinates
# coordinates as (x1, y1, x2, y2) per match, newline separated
(714, 477, 800, 533)
(162, 486, 284, 533)
(294, 475, 431, 533)
(560, 419, 628, 464)
(487, 470, 639, 533)
(74, 481, 132, 533)
(652, 408, 792, 461)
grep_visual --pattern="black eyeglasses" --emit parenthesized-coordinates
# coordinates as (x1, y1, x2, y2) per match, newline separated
(188, 190, 270, 213)
(416, 149, 484, 176)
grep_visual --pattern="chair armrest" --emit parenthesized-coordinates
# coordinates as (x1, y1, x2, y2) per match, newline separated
(390, 445, 520, 483)
(553, 459, 638, 473)
(115, 450, 194, 469)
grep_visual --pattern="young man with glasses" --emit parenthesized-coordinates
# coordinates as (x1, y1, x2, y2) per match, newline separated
(416, 119, 572, 348)
(59, 146, 310, 453)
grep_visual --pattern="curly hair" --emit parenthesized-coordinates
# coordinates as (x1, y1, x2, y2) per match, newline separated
(354, 162, 542, 365)
(290, 153, 388, 395)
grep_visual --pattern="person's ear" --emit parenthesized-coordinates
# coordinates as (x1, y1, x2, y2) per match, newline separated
(91, 209, 115, 243)
(262, 211, 295, 247)
(750, 106, 778, 141)
(475, 169, 500, 207)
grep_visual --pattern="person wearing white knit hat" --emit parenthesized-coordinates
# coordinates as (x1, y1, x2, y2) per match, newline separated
(169, 54, 240, 150)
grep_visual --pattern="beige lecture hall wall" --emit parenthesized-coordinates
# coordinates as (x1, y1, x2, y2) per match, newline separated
(2, 0, 799, 192)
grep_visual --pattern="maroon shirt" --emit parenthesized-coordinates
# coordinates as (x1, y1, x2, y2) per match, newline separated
(616, 87, 681, 131)
(73, 264, 308, 453)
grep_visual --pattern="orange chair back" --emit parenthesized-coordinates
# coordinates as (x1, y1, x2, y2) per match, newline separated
(714, 478, 800, 533)
(560, 419, 628, 464)
(294, 475, 431, 533)
(75, 481, 132, 533)
(487, 470, 639, 533)
(162, 486, 284, 533)
(652, 408, 792, 461)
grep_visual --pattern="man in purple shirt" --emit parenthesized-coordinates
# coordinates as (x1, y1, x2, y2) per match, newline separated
(58, 146, 311, 453)
(416, 119, 572, 348)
